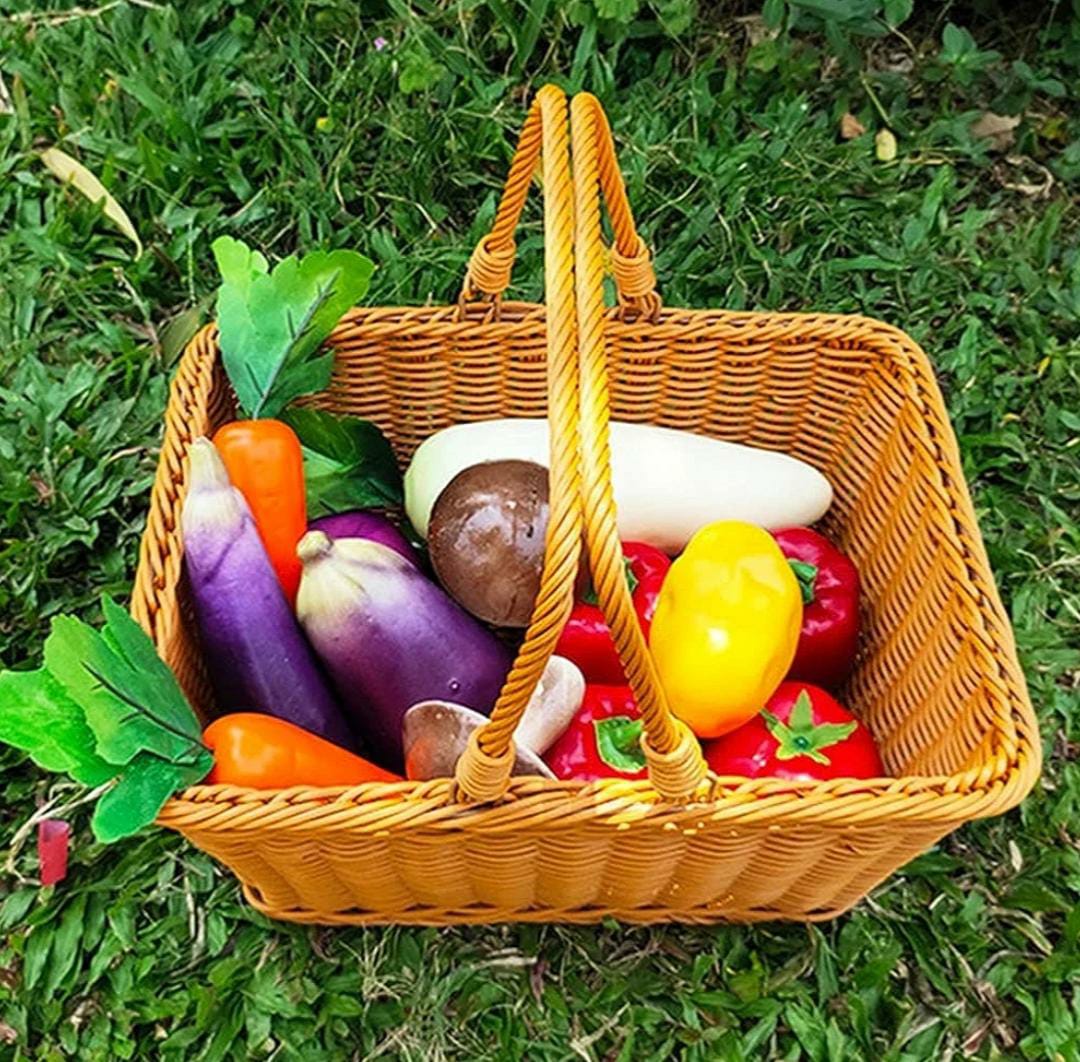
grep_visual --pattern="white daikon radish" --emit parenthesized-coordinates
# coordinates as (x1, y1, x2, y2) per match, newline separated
(405, 419, 833, 554)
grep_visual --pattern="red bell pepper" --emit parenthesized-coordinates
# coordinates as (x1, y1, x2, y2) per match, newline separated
(703, 681, 882, 781)
(543, 685, 649, 782)
(554, 542, 671, 684)
(772, 527, 860, 689)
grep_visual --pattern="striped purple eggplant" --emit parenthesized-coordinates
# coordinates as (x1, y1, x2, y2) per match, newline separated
(181, 437, 357, 751)
(296, 531, 511, 771)
(309, 510, 419, 566)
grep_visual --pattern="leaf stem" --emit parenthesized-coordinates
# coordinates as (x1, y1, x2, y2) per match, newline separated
(82, 663, 208, 763)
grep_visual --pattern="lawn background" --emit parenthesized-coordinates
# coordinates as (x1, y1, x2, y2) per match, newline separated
(1, 1, 1078, 1058)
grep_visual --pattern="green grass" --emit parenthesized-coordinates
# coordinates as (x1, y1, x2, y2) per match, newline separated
(1, 1, 1078, 1058)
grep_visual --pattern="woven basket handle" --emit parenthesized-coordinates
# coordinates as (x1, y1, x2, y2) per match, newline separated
(461, 95, 660, 319)
(452, 85, 584, 803)
(571, 92, 708, 802)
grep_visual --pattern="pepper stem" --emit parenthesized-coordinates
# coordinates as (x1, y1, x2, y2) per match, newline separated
(762, 690, 857, 765)
(789, 560, 819, 606)
(581, 554, 640, 607)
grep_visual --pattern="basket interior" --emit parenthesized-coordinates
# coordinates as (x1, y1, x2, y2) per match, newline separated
(168, 302, 1022, 783)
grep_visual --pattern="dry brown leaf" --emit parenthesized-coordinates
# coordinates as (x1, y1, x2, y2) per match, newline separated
(874, 128, 897, 162)
(995, 154, 1055, 199)
(735, 14, 776, 47)
(840, 112, 866, 140)
(39, 147, 143, 258)
(29, 473, 54, 503)
(971, 112, 1021, 152)
(875, 51, 914, 75)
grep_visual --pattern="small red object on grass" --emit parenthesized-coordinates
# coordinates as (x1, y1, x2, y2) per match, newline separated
(37, 819, 70, 886)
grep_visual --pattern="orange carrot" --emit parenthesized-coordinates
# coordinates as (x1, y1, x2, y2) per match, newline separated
(203, 714, 401, 788)
(213, 419, 306, 606)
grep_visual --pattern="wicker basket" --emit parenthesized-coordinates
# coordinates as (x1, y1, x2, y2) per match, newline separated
(138, 85, 1039, 925)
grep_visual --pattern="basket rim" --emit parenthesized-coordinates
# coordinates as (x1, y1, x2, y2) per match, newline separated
(157, 757, 1037, 833)
(142, 309, 1041, 836)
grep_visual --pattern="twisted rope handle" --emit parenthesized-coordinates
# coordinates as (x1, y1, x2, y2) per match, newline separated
(461, 92, 660, 319)
(571, 93, 708, 802)
(453, 85, 583, 802)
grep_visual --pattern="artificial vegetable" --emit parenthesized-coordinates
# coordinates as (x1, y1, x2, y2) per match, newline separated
(212, 236, 374, 420)
(428, 460, 550, 626)
(649, 520, 802, 738)
(295, 532, 511, 771)
(282, 407, 404, 518)
(0, 596, 213, 842)
(543, 685, 648, 782)
(772, 527, 861, 689)
(403, 701, 555, 782)
(203, 714, 401, 788)
(405, 418, 833, 552)
(703, 681, 882, 781)
(213, 418, 307, 605)
(181, 438, 356, 751)
(309, 509, 420, 566)
(38, 820, 70, 886)
(554, 542, 670, 683)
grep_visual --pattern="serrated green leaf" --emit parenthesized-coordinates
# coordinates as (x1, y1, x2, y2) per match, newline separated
(0, 668, 117, 785)
(211, 234, 268, 295)
(99, 597, 203, 745)
(91, 751, 211, 844)
(280, 407, 402, 515)
(44, 611, 205, 767)
(214, 240, 374, 418)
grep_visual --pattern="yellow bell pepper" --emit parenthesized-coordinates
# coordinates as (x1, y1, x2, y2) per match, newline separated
(649, 521, 802, 738)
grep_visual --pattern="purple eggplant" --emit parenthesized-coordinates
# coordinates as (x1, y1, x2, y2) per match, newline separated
(295, 531, 511, 771)
(309, 510, 419, 566)
(181, 438, 357, 751)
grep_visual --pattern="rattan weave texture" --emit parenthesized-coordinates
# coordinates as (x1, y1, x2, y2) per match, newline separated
(137, 86, 1039, 925)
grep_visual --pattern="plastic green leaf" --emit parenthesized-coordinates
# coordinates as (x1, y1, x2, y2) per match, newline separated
(0, 669, 117, 785)
(280, 407, 402, 515)
(91, 750, 212, 844)
(98, 598, 203, 744)
(594, 716, 646, 773)
(213, 237, 375, 419)
(211, 234, 268, 296)
(43, 606, 205, 767)
(0, 596, 212, 844)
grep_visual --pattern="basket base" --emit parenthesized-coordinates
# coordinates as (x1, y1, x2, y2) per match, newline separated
(240, 882, 861, 927)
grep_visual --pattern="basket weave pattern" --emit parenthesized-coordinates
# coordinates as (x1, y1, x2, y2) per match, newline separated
(137, 87, 1039, 925)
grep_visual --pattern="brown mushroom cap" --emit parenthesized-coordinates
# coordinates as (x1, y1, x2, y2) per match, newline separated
(428, 460, 549, 627)
(402, 700, 556, 781)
